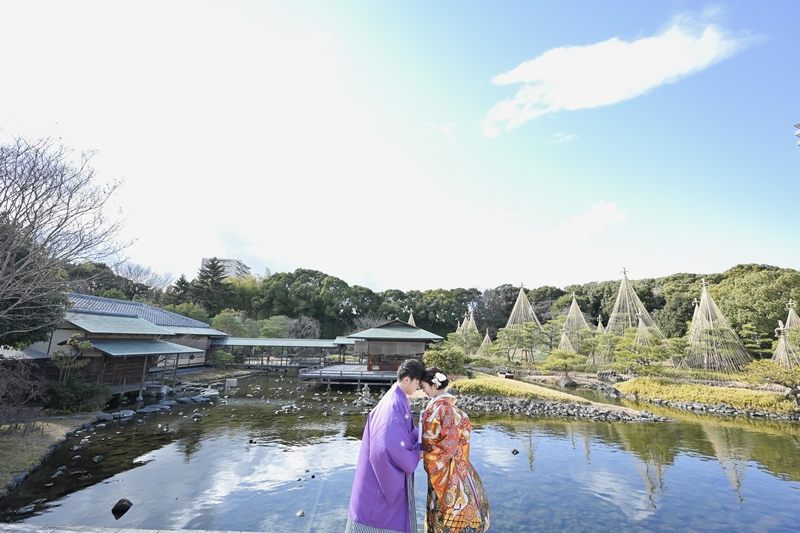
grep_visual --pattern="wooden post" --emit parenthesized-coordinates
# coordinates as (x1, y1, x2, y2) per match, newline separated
(136, 356, 149, 401)
(171, 354, 179, 387)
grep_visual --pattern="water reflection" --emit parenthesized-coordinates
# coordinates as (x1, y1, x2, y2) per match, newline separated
(1, 373, 799, 532)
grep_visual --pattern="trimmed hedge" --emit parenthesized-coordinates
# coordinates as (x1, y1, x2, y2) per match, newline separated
(453, 372, 590, 403)
(617, 377, 799, 415)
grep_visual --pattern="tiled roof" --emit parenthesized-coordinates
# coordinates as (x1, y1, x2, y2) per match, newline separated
(89, 338, 204, 357)
(65, 311, 174, 336)
(168, 326, 228, 337)
(69, 293, 215, 329)
(348, 319, 443, 341)
(212, 338, 339, 348)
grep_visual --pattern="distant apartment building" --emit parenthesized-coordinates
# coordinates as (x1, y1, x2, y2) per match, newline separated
(201, 257, 251, 279)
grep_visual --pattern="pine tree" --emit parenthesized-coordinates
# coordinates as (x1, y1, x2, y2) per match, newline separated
(192, 258, 233, 316)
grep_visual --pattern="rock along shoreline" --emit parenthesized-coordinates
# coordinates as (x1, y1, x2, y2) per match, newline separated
(410, 393, 669, 423)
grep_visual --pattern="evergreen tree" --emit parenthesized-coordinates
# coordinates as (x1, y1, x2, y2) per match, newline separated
(192, 258, 233, 316)
(163, 274, 192, 305)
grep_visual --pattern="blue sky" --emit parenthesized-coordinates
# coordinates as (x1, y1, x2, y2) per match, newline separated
(1, 1, 798, 292)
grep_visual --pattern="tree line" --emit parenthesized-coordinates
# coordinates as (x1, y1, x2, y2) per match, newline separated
(81, 257, 800, 359)
(1, 135, 798, 357)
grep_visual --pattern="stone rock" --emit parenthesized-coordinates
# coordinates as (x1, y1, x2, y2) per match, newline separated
(136, 405, 165, 414)
(92, 455, 104, 463)
(113, 409, 136, 419)
(111, 498, 133, 520)
(95, 413, 114, 421)
(558, 377, 578, 388)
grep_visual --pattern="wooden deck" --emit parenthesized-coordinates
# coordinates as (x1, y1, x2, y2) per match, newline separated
(299, 363, 397, 387)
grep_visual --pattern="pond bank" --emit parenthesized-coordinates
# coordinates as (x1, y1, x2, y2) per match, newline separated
(0, 369, 259, 500)
(412, 393, 668, 421)
(0, 419, 83, 498)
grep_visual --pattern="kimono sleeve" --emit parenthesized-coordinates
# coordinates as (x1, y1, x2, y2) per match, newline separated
(423, 402, 458, 474)
(384, 415, 421, 474)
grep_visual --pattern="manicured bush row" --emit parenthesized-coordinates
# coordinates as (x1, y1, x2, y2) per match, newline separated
(452, 373, 590, 403)
(617, 377, 798, 415)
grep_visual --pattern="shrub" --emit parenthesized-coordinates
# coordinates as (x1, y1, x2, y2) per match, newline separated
(45, 374, 111, 413)
(467, 357, 496, 368)
(541, 349, 587, 377)
(453, 373, 589, 403)
(617, 377, 799, 414)
(423, 344, 467, 375)
(213, 350, 235, 369)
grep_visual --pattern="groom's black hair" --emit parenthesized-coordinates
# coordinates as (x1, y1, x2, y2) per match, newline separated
(397, 358, 424, 381)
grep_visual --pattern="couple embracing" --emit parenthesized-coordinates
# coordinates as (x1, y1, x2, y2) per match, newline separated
(345, 359, 491, 533)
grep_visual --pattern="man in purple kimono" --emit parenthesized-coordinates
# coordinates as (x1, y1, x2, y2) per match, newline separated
(345, 358, 424, 533)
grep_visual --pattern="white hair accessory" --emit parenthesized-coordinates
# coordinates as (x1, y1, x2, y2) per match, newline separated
(431, 372, 447, 388)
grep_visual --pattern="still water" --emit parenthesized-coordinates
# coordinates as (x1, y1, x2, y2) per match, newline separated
(2, 373, 800, 532)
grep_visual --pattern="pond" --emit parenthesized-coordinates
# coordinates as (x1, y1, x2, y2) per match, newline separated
(1, 373, 800, 532)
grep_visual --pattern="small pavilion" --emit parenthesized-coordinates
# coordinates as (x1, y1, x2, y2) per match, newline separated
(348, 319, 442, 371)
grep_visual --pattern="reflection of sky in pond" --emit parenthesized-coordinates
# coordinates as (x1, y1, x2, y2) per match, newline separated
(5, 385, 800, 532)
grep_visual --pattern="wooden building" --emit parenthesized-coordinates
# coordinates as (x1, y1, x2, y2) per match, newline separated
(26, 294, 228, 395)
(348, 319, 442, 371)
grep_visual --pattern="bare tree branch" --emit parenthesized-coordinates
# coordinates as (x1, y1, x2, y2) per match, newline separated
(0, 136, 130, 345)
(114, 262, 173, 292)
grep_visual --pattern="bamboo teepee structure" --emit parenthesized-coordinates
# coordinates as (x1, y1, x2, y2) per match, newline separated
(682, 279, 752, 375)
(557, 329, 576, 353)
(604, 270, 664, 337)
(506, 286, 542, 328)
(559, 294, 591, 353)
(785, 299, 800, 328)
(476, 329, 493, 357)
(463, 311, 479, 335)
(772, 320, 800, 369)
(501, 286, 542, 361)
(589, 269, 672, 368)
(455, 310, 482, 355)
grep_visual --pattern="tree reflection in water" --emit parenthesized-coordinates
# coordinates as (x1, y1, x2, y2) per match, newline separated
(2, 373, 800, 532)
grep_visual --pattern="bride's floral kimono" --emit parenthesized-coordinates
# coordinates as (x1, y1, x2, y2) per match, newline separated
(420, 394, 490, 533)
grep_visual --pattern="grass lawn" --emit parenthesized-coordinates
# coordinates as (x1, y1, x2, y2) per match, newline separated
(617, 377, 800, 415)
(454, 372, 591, 403)
(0, 419, 76, 491)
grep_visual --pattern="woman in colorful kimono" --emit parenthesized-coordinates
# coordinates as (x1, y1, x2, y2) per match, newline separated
(419, 367, 490, 533)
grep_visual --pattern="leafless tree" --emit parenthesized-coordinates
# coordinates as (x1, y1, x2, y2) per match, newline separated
(0, 136, 128, 346)
(345, 313, 387, 336)
(289, 316, 321, 339)
(114, 262, 174, 292)
(0, 355, 48, 430)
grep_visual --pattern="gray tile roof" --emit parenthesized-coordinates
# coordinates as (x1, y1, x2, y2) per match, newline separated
(69, 293, 217, 329)
(348, 319, 443, 341)
(212, 338, 340, 348)
(168, 326, 228, 337)
(89, 338, 204, 357)
(65, 311, 174, 336)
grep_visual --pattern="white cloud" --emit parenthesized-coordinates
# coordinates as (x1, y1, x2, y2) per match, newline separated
(552, 132, 578, 144)
(482, 13, 754, 136)
(545, 200, 627, 241)
(426, 121, 457, 141)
